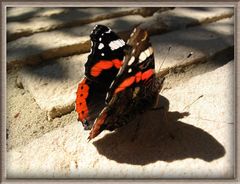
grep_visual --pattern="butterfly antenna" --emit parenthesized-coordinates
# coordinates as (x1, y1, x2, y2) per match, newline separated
(158, 46, 171, 73)
(182, 95, 203, 111)
(178, 51, 194, 66)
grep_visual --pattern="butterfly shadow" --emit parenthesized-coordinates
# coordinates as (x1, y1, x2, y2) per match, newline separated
(92, 95, 225, 165)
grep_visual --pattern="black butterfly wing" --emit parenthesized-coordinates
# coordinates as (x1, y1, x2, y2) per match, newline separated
(76, 25, 126, 129)
(85, 24, 126, 87)
(89, 27, 160, 140)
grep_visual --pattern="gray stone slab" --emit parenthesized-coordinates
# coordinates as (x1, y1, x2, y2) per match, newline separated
(8, 61, 234, 178)
(7, 7, 158, 41)
(17, 17, 234, 120)
(17, 54, 88, 120)
(7, 7, 66, 22)
(152, 17, 233, 71)
(7, 14, 147, 64)
(7, 8, 129, 32)
(7, 7, 233, 68)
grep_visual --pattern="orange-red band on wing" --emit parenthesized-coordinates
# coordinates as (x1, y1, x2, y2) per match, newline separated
(88, 110, 107, 140)
(135, 72, 142, 83)
(90, 59, 123, 77)
(142, 69, 154, 81)
(112, 59, 122, 69)
(76, 78, 90, 122)
(114, 76, 135, 94)
(114, 69, 154, 94)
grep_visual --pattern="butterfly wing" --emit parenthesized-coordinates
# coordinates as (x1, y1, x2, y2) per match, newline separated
(89, 27, 161, 140)
(76, 25, 126, 129)
(85, 24, 126, 86)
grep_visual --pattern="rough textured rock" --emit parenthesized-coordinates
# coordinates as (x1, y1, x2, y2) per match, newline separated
(7, 7, 233, 67)
(7, 7, 162, 41)
(153, 17, 233, 70)
(7, 7, 66, 22)
(17, 17, 233, 120)
(7, 68, 77, 150)
(7, 15, 147, 65)
(7, 61, 234, 178)
(17, 54, 88, 120)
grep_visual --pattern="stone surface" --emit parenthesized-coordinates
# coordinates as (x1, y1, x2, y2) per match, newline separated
(7, 7, 66, 22)
(7, 14, 146, 64)
(7, 68, 77, 150)
(7, 8, 137, 41)
(153, 17, 233, 71)
(17, 54, 88, 120)
(7, 7, 233, 67)
(17, 17, 233, 120)
(7, 61, 234, 178)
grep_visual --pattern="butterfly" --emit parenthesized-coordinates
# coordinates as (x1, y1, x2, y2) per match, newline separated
(76, 25, 164, 140)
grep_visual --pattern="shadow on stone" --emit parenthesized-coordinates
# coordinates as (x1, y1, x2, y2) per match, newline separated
(93, 95, 225, 165)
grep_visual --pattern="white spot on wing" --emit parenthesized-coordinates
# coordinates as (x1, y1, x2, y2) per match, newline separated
(106, 29, 111, 33)
(109, 41, 118, 50)
(99, 37, 102, 41)
(144, 47, 153, 57)
(114, 40, 122, 47)
(109, 39, 125, 50)
(139, 47, 153, 62)
(128, 56, 135, 65)
(128, 68, 132, 73)
(120, 39, 125, 45)
(116, 39, 124, 47)
(139, 51, 147, 63)
(101, 53, 104, 56)
(98, 43, 104, 50)
(149, 47, 153, 55)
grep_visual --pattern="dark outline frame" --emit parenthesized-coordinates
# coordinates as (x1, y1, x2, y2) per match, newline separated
(1, 1, 239, 183)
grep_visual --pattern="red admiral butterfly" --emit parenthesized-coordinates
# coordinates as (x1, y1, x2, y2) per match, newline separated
(76, 25, 164, 140)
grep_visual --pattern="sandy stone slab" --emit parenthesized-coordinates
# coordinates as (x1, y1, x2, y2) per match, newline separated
(152, 17, 233, 71)
(7, 61, 234, 178)
(17, 54, 88, 120)
(17, 17, 233, 120)
(7, 7, 66, 22)
(7, 7, 164, 42)
(7, 8, 135, 37)
(7, 14, 147, 63)
(7, 68, 77, 150)
(7, 7, 233, 67)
